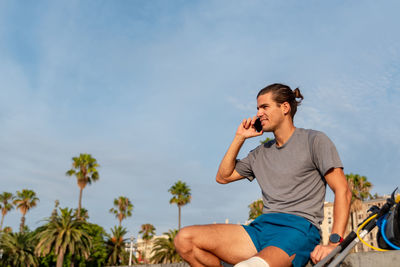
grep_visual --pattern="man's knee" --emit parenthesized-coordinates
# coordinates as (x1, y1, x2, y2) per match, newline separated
(174, 226, 194, 253)
(234, 257, 270, 267)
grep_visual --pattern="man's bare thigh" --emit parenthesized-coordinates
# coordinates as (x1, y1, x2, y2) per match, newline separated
(180, 223, 257, 264)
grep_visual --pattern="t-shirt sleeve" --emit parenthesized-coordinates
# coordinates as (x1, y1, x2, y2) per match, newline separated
(235, 149, 257, 181)
(311, 132, 343, 176)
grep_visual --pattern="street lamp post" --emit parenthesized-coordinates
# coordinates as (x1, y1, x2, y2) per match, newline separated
(129, 235, 134, 266)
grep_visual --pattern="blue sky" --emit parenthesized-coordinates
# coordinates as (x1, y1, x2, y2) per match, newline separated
(1, 0, 400, 238)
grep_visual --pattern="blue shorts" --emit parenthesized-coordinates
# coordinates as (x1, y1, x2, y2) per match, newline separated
(242, 213, 320, 267)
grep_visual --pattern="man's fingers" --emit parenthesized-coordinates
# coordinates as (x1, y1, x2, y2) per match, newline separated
(238, 117, 263, 138)
(243, 118, 252, 129)
(251, 116, 258, 125)
(310, 245, 325, 264)
(310, 245, 320, 264)
(315, 248, 324, 263)
(310, 245, 335, 264)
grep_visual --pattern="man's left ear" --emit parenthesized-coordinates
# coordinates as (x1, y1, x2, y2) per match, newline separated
(282, 102, 291, 115)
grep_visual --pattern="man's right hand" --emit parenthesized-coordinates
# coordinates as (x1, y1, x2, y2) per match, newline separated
(216, 116, 262, 184)
(236, 116, 264, 140)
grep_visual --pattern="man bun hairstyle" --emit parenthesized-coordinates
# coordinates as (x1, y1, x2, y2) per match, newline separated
(257, 83, 304, 119)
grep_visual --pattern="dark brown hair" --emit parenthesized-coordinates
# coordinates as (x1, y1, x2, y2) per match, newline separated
(257, 83, 304, 119)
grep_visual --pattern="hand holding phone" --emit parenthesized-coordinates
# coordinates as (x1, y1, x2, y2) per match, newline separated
(254, 118, 263, 132)
(236, 117, 263, 140)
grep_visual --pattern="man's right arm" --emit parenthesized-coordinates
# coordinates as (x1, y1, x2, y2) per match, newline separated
(216, 134, 246, 184)
(216, 117, 263, 184)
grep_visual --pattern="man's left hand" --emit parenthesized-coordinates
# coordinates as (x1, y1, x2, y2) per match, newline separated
(310, 244, 337, 264)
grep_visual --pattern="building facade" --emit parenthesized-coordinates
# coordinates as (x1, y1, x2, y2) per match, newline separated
(321, 197, 390, 252)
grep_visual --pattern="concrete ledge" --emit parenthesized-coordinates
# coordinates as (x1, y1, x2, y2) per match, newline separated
(117, 264, 190, 267)
(305, 250, 400, 267)
(114, 262, 190, 267)
(114, 251, 400, 267)
(339, 250, 400, 267)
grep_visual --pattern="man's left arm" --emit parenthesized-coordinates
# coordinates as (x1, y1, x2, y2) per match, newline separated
(310, 167, 352, 264)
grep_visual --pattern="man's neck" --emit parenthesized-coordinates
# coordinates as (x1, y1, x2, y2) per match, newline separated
(273, 123, 296, 147)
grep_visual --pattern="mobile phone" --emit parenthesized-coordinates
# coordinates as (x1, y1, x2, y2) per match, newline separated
(254, 118, 262, 132)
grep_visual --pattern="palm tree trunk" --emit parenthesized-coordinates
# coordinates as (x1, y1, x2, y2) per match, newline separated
(20, 214, 26, 232)
(57, 250, 65, 267)
(178, 205, 181, 230)
(144, 241, 148, 263)
(71, 254, 75, 267)
(78, 187, 83, 218)
(0, 214, 4, 231)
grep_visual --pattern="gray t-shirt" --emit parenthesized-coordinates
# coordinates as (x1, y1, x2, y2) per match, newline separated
(235, 128, 343, 229)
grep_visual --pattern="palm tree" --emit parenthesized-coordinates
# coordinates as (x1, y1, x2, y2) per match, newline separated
(35, 207, 92, 267)
(105, 225, 129, 265)
(13, 189, 39, 232)
(260, 137, 273, 144)
(2, 226, 12, 233)
(139, 223, 156, 263)
(150, 229, 181, 264)
(66, 153, 100, 219)
(50, 199, 60, 221)
(248, 199, 263, 220)
(109, 196, 133, 227)
(0, 231, 39, 266)
(74, 207, 90, 221)
(346, 173, 372, 229)
(168, 180, 191, 230)
(0, 192, 14, 231)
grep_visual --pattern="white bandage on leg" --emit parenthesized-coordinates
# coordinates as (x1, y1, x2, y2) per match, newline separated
(234, 256, 270, 267)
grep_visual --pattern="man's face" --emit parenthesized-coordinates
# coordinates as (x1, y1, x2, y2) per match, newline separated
(256, 92, 287, 132)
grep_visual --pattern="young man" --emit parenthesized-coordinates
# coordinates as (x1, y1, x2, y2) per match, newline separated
(174, 84, 352, 267)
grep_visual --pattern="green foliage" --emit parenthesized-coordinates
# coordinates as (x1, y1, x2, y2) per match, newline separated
(74, 207, 90, 221)
(371, 192, 381, 199)
(139, 223, 156, 241)
(105, 225, 129, 265)
(0, 231, 39, 267)
(169, 180, 191, 229)
(66, 153, 100, 219)
(138, 223, 156, 263)
(346, 173, 372, 202)
(168, 180, 191, 207)
(346, 173, 373, 229)
(109, 196, 133, 226)
(37, 252, 57, 267)
(260, 137, 273, 144)
(33, 220, 107, 267)
(80, 223, 108, 266)
(35, 207, 92, 267)
(150, 229, 181, 264)
(65, 153, 100, 185)
(0, 191, 14, 231)
(51, 200, 60, 221)
(72, 223, 108, 267)
(2, 226, 12, 233)
(248, 199, 263, 220)
(13, 189, 39, 232)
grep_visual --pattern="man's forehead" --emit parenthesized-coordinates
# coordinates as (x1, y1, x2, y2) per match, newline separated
(257, 93, 274, 104)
